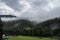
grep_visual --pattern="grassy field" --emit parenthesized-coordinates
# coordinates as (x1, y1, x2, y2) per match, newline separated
(6, 36, 57, 40)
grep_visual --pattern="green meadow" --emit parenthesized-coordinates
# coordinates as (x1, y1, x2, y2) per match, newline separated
(6, 36, 58, 40)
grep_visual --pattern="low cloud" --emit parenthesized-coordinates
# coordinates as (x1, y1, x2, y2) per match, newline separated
(0, 0, 60, 22)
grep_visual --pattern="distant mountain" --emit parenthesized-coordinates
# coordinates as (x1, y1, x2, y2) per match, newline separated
(2, 17, 60, 31)
(2, 17, 60, 36)
(3, 19, 34, 30)
(0, 15, 16, 18)
(36, 17, 60, 31)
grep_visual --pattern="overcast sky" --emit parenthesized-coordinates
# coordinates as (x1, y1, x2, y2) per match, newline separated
(0, 0, 60, 22)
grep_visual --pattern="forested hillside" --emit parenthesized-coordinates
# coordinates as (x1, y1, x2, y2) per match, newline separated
(3, 17, 60, 37)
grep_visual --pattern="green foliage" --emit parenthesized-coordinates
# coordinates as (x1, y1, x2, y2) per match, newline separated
(3, 17, 60, 37)
(0, 18, 3, 40)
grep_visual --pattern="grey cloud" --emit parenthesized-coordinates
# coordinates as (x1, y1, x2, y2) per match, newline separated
(20, 8, 49, 21)
(18, 0, 60, 21)
(0, 0, 60, 22)
(1, 0, 23, 11)
(32, 0, 48, 6)
(50, 7, 60, 17)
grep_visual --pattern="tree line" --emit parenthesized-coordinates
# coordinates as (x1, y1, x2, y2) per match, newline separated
(3, 17, 60, 37)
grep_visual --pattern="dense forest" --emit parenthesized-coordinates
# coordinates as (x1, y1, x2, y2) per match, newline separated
(2, 17, 60, 37)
